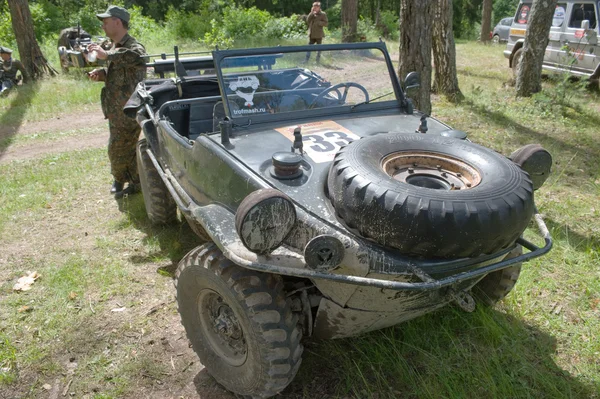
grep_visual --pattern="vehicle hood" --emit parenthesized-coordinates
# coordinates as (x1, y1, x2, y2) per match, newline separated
(212, 112, 453, 220)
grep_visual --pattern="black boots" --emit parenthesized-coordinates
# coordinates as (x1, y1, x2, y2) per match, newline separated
(111, 181, 139, 199)
(110, 181, 124, 194)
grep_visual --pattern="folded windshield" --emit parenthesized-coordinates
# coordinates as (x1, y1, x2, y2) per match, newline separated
(215, 46, 399, 117)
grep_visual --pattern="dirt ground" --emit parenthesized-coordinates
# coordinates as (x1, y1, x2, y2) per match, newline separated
(0, 112, 108, 164)
(0, 109, 337, 399)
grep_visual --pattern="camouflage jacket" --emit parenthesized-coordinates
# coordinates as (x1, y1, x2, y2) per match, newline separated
(100, 33, 146, 120)
(0, 58, 29, 84)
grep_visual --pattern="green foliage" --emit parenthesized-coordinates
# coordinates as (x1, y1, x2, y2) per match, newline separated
(202, 6, 307, 47)
(376, 10, 399, 41)
(202, 19, 235, 48)
(453, 0, 482, 39)
(263, 15, 306, 40)
(0, 5, 14, 48)
(127, 6, 167, 47)
(325, 2, 341, 30)
(165, 6, 216, 40)
(29, 1, 68, 41)
(493, 0, 520, 23)
(221, 5, 271, 39)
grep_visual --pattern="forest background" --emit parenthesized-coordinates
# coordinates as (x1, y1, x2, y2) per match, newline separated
(0, 0, 520, 55)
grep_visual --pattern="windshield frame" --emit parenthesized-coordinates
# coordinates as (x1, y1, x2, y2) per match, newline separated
(211, 41, 407, 127)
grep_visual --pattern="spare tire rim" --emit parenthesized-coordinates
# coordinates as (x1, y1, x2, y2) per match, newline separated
(198, 289, 248, 366)
(381, 151, 482, 190)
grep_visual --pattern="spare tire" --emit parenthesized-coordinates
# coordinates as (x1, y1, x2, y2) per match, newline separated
(327, 133, 534, 258)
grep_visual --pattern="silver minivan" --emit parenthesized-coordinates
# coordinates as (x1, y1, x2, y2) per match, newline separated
(504, 1, 600, 80)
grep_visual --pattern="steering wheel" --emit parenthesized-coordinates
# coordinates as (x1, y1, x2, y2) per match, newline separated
(309, 82, 369, 109)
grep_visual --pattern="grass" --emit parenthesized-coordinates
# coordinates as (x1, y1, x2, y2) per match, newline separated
(1, 40, 599, 398)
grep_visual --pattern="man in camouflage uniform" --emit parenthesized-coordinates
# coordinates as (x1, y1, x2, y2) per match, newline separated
(88, 5, 146, 198)
(0, 46, 29, 96)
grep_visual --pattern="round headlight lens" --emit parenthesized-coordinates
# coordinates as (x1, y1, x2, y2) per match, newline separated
(235, 189, 297, 254)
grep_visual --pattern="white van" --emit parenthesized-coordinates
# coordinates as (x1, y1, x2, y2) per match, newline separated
(504, 1, 599, 81)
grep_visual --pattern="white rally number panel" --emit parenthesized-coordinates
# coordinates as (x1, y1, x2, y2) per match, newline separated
(275, 121, 360, 163)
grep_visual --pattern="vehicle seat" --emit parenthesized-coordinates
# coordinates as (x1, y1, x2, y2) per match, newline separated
(571, 8, 584, 28)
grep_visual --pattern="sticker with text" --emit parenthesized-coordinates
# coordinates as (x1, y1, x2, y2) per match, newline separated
(275, 121, 360, 163)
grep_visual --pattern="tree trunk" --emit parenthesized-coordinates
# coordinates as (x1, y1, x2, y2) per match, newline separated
(516, 0, 558, 96)
(398, 0, 435, 114)
(7, 0, 57, 79)
(432, 0, 463, 102)
(341, 0, 359, 43)
(480, 0, 493, 43)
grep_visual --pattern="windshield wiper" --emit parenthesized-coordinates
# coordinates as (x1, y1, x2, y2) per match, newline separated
(351, 91, 394, 110)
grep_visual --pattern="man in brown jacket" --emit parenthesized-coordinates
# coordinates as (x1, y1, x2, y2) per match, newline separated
(87, 5, 146, 198)
(305, 2, 328, 63)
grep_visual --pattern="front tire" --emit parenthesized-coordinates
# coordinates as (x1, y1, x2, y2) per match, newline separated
(176, 244, 303, 398)
(136, 139, 177, 224)
(473, 245, 523, 306)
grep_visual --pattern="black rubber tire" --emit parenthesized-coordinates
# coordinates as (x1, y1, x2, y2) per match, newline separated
(473, 245, 522, 306)
(175, 243, 303, 398)
(136, 139, 177, 224)
(512, 48, 524, 77)
(327, 133, 534, 258)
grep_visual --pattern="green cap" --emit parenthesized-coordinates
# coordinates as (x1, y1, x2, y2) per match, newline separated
(0, 46, 13, 54)
(96, 5, 130, 23)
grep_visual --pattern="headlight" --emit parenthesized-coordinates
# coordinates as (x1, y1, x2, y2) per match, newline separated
(235, 189, 296, 254)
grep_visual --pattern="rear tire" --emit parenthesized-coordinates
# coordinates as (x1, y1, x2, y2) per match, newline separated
(136, 139, 177, 224)
(176, 244, 303, 398)
(492, 35, 500, 44)
(473, 245, 523, 306)
(512, 48, 524, 78)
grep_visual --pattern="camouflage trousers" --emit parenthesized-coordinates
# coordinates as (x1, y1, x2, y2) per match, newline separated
(108, 116, 141, 184)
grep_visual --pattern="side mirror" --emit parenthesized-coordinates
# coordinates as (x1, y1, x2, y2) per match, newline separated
(581, 20, 590, 30)
(403, 71, 421, 91)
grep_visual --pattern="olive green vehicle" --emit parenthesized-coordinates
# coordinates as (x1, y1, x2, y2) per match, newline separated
(127, 42, 554, 398)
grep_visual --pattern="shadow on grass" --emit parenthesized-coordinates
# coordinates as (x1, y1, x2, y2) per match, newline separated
(279, 306, 595, 398)
(545, 216, 600, 253)
(0, 82, 40, 158)
(461, 98, 600, 175)
(115, 193, 204, 272)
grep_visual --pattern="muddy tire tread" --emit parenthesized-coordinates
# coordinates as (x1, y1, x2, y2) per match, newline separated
(175, 243, 303, 398)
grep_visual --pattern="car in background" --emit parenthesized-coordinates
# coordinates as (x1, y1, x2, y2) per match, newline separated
(504, 0, 600, 85)
(492, 17, 513, 43)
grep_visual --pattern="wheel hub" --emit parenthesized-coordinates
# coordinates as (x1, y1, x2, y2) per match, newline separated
(381, 151, 481, 190)
(198, 290, 247, 366)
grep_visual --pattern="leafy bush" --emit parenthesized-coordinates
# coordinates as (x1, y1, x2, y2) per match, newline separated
(222, 6, 271, 39)
(202, 19, 234, 49)
(128, 6, 168, 47)
(0, 8, 14, 49)
(202, 6, 275, 47)
(376, 10, 399, 40)
(263, 15, 306, 40)
(30, 1, 68, 41)
(324, 2, 341, 30)
(165, 7, 215, 41)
